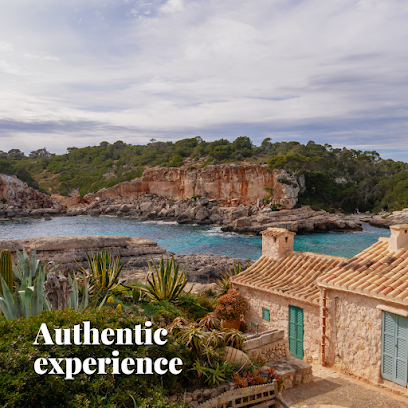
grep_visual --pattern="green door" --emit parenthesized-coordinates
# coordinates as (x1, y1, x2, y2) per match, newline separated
(381, 311, 408, 387)
(288, 305, 303, 360)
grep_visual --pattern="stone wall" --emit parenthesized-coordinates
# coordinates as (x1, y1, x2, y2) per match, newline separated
(244, 330, 289, 361)
(81, 165, 299, 208)
(261, 228, 295, 260)
(324, 289, 385, 384)
(236, 285, 321, 363)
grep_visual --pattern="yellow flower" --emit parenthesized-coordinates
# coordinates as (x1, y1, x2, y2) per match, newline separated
(117, 304, 122, 312)
(107, 296, 114, 304)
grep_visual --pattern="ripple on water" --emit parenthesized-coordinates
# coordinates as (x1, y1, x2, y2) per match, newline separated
(0, 217, 390, 260)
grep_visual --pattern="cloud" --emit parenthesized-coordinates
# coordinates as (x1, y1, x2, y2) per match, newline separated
(160, 0, 184, 14)
(0, 0, 407, 159)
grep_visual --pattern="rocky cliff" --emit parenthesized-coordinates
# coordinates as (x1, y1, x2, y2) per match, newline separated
(0, 174, 61, 217)
(82, 164, 300, 208)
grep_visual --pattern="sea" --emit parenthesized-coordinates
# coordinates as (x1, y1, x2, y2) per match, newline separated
(0, 216, 390, 260)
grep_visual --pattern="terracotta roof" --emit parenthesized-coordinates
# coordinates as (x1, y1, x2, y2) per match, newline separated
(318, 238, 408, 305)
(232, 252, 345, 305)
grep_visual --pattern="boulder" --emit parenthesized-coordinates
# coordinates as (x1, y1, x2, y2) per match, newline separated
(195, 207, 210, 221)
(234, 217, 252, 227)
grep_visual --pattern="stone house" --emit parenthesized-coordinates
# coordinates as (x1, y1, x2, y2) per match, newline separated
(318, 224, 408, 390)
(231, 227, 345, 363)
(233, 224, 408, 393)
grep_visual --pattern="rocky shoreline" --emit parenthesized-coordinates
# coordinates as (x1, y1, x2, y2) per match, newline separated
(0, 172, 386, 234)
(369, 208, 408, 228)
(0, 235, 252, 293)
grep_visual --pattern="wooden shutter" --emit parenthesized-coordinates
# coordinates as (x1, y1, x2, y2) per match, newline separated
(395, 314, 408, 386)
(296, 307, 304, 360)
(381, 311, 408, 387)
(289, 305, 303, 359)
(288, 305, 296, 357)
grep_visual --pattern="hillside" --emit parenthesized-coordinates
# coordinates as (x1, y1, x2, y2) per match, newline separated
(0, 137, 407, 214)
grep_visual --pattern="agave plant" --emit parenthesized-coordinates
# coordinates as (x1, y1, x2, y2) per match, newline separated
(142, 257, 188, 304)
(215, 261, 247, 295)
(12, 247, 57, 283)
(0, 264, 51, 319)
(76, 250, 124, 308)
(67, 271, 89, 311)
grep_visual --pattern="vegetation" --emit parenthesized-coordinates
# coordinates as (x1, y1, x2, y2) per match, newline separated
(0, 139, 406, 213)
(214, 289, 249, 322)
(215, 261, 246, 295)
(0, 309, 187, 407)
(0, 245, 282, 406)
(76, 250, 124, 308)
(0, 250, 13, 295)
(138, 257, 189, 304)
(0, 249, 52, 319)
(1, 137, 407, 212)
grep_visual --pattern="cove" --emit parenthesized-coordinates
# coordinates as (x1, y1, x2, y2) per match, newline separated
(0, 216, 390, 260)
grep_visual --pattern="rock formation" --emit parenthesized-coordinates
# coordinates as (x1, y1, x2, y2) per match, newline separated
(81, 164, 300, 208)
(0, 235, 251, 286)
(370, 208, 408, 228)
(0, 174, 62, 217)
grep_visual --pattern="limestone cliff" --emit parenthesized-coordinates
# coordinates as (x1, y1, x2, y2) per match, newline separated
(83, 164, 299, 208)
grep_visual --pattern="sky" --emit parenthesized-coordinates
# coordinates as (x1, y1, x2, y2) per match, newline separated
(0, 0, 407, 161)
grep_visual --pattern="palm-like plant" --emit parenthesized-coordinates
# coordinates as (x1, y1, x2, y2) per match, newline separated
(166, 316, 192, 335)
(177, 325, 207, 351)
(76, 250, 124, 308)
(221, 328, 244, 350)
(142, 257, 188, 303)
(215, 261, 246, 295)
(198, 312, 221, 330)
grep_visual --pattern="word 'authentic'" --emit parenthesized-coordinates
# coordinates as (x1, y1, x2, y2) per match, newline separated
(33, 321, 183, 380)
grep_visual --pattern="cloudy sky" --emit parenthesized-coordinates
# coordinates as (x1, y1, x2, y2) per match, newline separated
(0, 0, 407, 160)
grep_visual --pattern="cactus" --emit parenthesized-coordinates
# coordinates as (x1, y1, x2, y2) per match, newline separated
(0, 250, 13, 295)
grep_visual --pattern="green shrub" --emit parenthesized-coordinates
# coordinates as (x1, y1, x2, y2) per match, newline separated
(0, 309, 189, 407)
(168, 155, 184, 167)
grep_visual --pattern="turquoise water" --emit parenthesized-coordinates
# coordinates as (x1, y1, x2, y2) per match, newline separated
(0, 216, 390, 260)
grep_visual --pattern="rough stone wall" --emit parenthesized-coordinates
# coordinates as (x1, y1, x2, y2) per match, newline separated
(324, 289, 384, 384)
(261, 229, 295, 260)
(82, 165, 299, 208)
(236, 285, 320, 362)
(246, 339, 289, 361)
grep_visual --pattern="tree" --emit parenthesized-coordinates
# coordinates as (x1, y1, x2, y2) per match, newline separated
(231, 136, 253, 157)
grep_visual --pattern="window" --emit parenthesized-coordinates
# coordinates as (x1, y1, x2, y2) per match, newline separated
(262, 307, 270, 321)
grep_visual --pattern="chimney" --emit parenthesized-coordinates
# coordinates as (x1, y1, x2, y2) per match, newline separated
(261, 227, 296, 260)
(388, 224, 408, 251)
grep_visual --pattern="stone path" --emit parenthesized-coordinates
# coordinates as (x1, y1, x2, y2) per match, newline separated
(282, 366, 408, 408)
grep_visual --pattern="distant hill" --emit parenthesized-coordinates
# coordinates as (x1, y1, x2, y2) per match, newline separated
(0, 137, 407, 214)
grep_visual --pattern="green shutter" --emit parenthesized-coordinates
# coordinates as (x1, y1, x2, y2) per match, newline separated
(262, 307, 270, 321)
(381, 311, 408, 387)
(289, 305, 303, 360)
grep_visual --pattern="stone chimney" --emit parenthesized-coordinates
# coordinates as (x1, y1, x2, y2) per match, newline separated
(388, 224, 408, 251)
(261, 227, 296, 260)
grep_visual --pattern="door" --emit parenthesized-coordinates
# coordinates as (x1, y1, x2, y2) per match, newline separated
(288, 305, 303, 359)
(381, 311, 408, 387)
